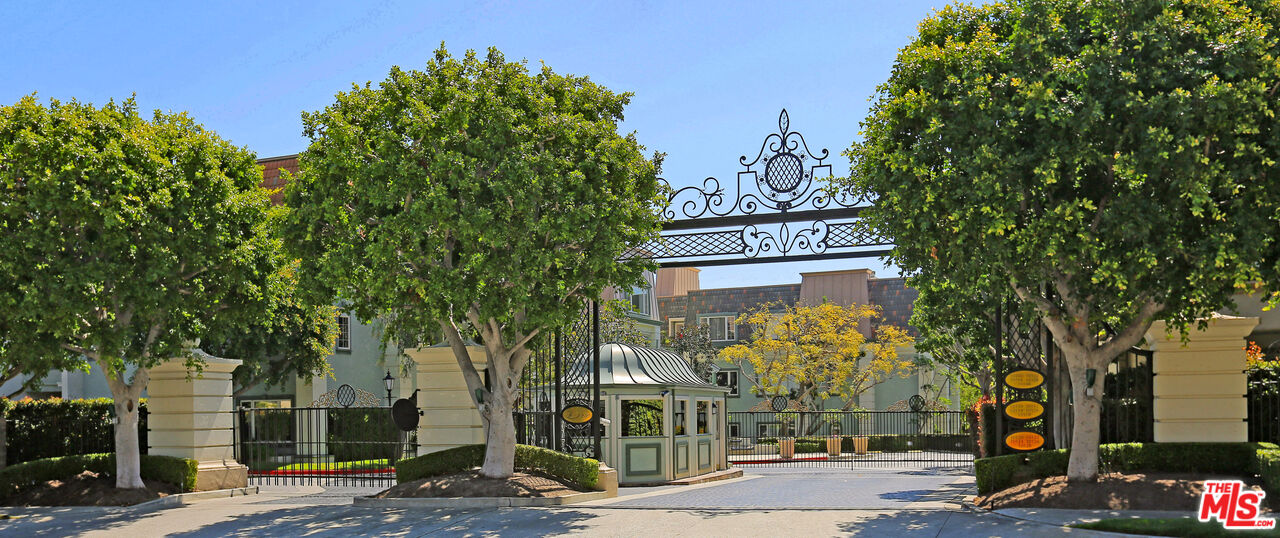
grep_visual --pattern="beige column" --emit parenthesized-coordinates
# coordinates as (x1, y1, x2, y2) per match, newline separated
(1146, 315, 1256, 443)
(147, 350, 247, 491)
(293, 374, 330, 459)
(408, 344, 488, 455)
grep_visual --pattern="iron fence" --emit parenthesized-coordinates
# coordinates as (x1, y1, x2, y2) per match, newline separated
(235, 406, 414, 487)
(1100, 348, 1154, 444)
(726, 410, 974, 469)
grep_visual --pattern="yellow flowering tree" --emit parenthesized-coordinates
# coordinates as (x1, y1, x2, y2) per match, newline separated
(719, 301, 914, 412)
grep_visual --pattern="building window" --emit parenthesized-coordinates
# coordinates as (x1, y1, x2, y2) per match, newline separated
(621, 399, 664, 437)
(715, 370, 739, 397)
(335, 313, 351, 350)
(702, 315, 736, 341)
(630, 285, 651, 316)
(669, 318, 685, 337)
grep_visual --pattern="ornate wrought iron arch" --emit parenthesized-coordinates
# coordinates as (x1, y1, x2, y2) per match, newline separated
(624, 109, 890, 268)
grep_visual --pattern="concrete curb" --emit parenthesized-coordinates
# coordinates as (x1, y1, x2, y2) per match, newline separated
(353, 490, 610, 508)
(129, 486, 260, 513)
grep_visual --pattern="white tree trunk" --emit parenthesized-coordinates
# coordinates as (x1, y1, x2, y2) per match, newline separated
(111, 394, 146, 489)
(1063, 350, 1104, 482)
(480, 386, 517, 478)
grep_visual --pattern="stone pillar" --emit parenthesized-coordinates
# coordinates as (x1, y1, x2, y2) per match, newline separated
(148, 352, 247, 491)
(407, 344, 488, 455)
(1146, 315, 1257, 443)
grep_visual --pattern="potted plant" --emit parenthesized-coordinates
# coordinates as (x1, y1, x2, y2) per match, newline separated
(775, 411, 798, 458)
(822, 411, 843, 456)
(847, 408, 871, 455)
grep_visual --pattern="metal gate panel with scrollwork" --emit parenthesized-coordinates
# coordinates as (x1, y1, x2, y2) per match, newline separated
(515, 302, 602, 460)
(619, 109, 889, 269)
(235, 384, 418, 486)
(994, 299, 1156, 455)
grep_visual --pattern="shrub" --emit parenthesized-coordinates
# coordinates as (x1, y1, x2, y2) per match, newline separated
(0, 453, 197, 496)
(1254, 446, 1280, 492)
(975, 442, 1279, 494)
(394, 445, 486, 483)
(394, 444, 599, 490)
(514, 445, 598, 489)
(1, 398, 149, 465)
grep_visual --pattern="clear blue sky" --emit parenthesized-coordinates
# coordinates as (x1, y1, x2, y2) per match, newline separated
(1, 0, 951, 289)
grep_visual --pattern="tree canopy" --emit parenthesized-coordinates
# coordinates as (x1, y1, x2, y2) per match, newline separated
(0, 95, 287, 487)
(720, 301, 914, 411)
(846, 0, 1280, 480)
(282, 46, 665, 477)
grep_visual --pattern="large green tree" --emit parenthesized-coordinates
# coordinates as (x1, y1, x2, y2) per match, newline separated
(848, 0, 1280, 481)
(283, 47, 664, 478)
(0, 96, 288, 488)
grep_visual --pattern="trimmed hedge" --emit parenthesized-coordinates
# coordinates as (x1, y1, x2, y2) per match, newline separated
(975, 442, 1280, 494)
(394, 444, 599, 490)
(0, 452, 197, 496)
(1, 398, 148, 465)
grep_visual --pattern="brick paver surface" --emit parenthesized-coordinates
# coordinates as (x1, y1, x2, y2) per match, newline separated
(602, 466, 974, 509)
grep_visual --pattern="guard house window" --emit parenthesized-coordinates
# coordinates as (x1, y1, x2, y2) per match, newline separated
(715, 370, 739, 397)
(674, 400, 687, 435)
(697, 401, 709, 434)
(621, 399, 664, 437)
(335, 313, 351, 350)
(669, 318, 685, 337)
(630, 285, 652, 316)
(703, 315, 736, 341)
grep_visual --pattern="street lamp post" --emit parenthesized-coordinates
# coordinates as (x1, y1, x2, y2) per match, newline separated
(383, 371, 395, 406)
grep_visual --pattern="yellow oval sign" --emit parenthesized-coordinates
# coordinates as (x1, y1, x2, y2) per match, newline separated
(1004, 369, 1045, 390)
(561, 405, 594, 424)
(1005, 431, 1046, 451)
(1004, 400, 1045, 421)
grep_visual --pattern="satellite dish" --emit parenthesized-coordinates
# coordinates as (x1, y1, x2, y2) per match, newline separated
(391, 397, 421, 432)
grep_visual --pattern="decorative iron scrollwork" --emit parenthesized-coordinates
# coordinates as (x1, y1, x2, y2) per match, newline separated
(659, 109, 868, 220)
(639, 110, 886, 266)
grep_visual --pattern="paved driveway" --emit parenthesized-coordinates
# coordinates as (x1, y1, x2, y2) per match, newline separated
(594, 466, 974, 510)
(0, 466, 1128, 536)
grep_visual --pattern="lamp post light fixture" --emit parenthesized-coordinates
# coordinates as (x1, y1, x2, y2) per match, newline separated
(383, 371, 395, 406)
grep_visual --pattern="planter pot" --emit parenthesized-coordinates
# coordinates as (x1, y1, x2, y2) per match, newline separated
(826, 436, 842, 456)
(779, 438, 795, 459)
(852, 436, 869, 455)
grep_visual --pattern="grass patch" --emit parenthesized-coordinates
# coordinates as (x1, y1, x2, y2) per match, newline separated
(273, 459, 391, 471)
(1072, 517, 1280, 537)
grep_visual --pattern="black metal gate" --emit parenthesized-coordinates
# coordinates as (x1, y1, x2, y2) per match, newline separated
(725, 410, 974, 469)
(235, 403, 415, 487)
(515, 302, 602, 460)
(1101, 348, 1154, 444)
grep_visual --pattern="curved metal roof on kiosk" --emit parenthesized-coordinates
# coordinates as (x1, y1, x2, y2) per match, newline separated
(565, 343, 727, 390)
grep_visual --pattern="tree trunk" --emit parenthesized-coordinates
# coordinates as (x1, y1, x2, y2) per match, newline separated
(480, 386, 517, 478)
(1064, 352, 1104, 482)
(111, 394, 146, 489)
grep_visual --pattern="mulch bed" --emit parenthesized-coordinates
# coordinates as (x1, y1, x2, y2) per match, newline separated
(0, 470, 178, 507)
(374, 471, 586, 499)
(976, 472, 1268, 511)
